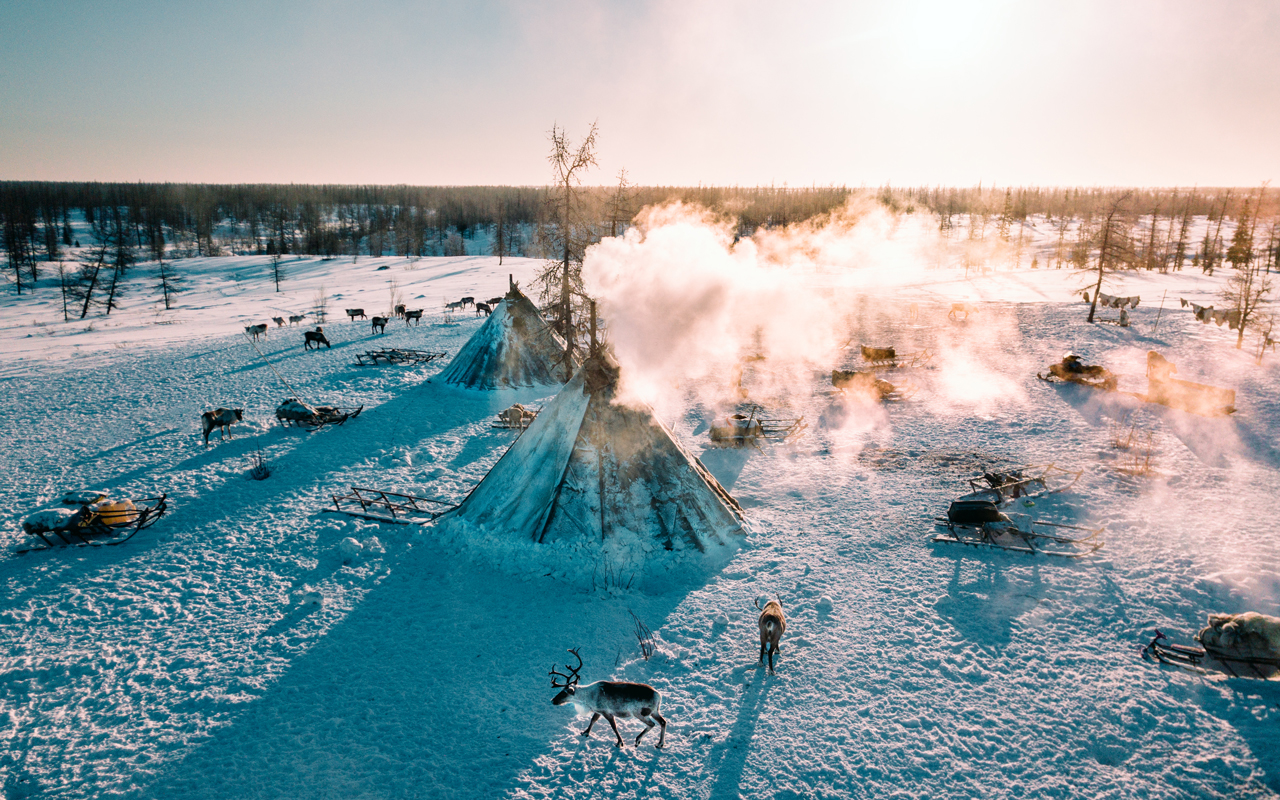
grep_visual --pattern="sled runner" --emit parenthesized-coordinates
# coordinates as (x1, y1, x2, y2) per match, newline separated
(324, 487, 457, 525)
(965, 463, 1082, 502)
(1143, 630, 1279, 679)
(355, 348, 447, 366)
(931, 499, 1103, 558)
(709, 404, 806, 448)
(275, 398, 363, 431)
(19, 493, 168, 553)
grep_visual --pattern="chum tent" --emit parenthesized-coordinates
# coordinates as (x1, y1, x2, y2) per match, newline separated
(435, 278, 573, 389)
(448, 350, 744, 554)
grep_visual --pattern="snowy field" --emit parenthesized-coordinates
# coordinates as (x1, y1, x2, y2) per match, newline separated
(1, 242, 1278, 799)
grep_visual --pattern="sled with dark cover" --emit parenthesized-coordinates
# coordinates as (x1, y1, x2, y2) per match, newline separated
(931, 498, 1103, 558)
(1038, 361, 1118, 392)
(19, 492, 168, 553)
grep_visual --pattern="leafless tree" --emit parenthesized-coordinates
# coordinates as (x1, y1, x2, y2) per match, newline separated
(536, 121, 599, 378)
(1223, 238, 1271, 350)
(1084, 192, 1134, 323)
(608, 169, 635, 238)
(271, 251, 284, 292)
(155, 255, 182, 310)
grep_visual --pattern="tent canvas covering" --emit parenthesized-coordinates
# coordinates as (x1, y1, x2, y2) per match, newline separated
(436, 284, 571, 389)
(449, 352, 744, 554)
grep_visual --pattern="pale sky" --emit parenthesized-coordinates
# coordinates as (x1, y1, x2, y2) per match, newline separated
(2, 0, 1277, 187)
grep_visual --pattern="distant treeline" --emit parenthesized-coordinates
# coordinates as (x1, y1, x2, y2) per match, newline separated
(2, 181, 1274, 264)
(3, 181, 1277, 280)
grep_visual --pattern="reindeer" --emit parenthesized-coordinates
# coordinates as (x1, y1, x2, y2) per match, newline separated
(304, 327, 330, 350)
(404, 309, 424, 325)
(947, 303, 977, 321)
(289, 313, 307, 326)
(371, 316, 389, 334)
(345, 308, 366, 321)
(272, 316, 285, 328)
(755, 597, 786, 674)
(460, 296, 475, 308)
(245, 323, 268, 341)
(201, 407, 244, 446)
(487, 297, 503, 307)
(445, 301, 464, 313)
(475, 302, 491, 317)
(394, 304, 406, 318)
(550, 649, 666, 749)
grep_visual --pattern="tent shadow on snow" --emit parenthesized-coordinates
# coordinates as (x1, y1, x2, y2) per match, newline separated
(140, 539, 691, 800)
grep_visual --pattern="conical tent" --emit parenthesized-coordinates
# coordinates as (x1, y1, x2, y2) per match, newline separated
(436, 281, 572, 389)
(450, 351, 744, 554)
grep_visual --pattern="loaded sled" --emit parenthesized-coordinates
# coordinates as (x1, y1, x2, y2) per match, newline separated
(708, 404, 806, 448)
(1038, 354, 1118, 392)
(276, 398, 363, 431)
(931, 498, 1103, 558)
(831, 369, 918, 401)
(492, 403, 539, 430)
(324, 487, 457, 525)
(19, 491, 168, 553)
(966, 463, 1082, 502)
(1143, 630, 1279, 680)
(851, 344, 934, 370)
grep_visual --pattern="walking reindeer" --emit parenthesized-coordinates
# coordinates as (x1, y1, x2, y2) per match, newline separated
(756, 597, 786, 674)
(550, 649, 667, 748)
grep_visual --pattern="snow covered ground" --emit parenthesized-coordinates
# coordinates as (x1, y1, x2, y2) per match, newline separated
(1, 246, 1278, 799)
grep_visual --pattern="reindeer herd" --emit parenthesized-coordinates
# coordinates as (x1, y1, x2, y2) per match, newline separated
(239, 292, 505, 350)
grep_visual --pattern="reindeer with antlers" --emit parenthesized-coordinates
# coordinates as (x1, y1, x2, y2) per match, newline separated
(549, 648, 667, 749)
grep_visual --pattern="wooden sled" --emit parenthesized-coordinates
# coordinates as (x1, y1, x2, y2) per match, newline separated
(323, 487, 457, 525)
(19, 494, 168, 554)
(1145, 377, 1236, 416)
(966, 463, 1082, 502)
(276, 399, 363, 431)
(1143, 630, 1279, 679)
(355, 348, 447, 366)
(931, 499, 1103, 558)
(851, 345, 934, 370)
(708, 404, 806, 448)
(831, 370, 917, 401)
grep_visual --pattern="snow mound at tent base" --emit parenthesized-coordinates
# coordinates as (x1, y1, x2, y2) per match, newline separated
(434, 516, 746, 593)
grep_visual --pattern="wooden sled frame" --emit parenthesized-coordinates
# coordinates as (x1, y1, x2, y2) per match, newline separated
(931, 515, 1104, 558)
(276, 404, 364, 431)
(856, 346, 934, 371)
(966, 463, 1082, 501)
(355, 348, 447, 366)
(1143, 630, 1280, 679)
(324, 487, 457, 525)
(20, 494, 169, 553)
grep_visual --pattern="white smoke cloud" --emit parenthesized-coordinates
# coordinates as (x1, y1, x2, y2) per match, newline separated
(582, 197, 1026, 419)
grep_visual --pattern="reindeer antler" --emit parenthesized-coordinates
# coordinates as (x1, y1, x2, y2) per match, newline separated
(549, 647, 584, 688)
